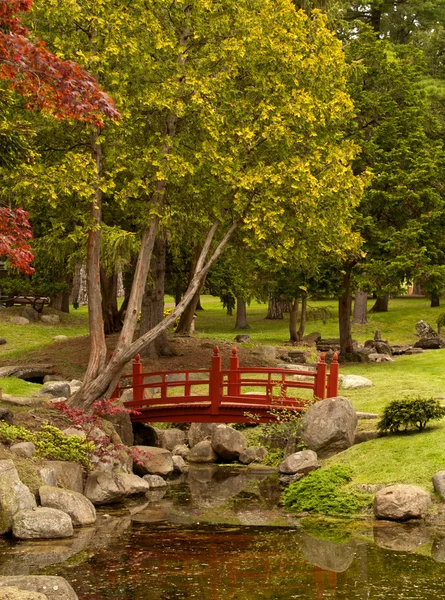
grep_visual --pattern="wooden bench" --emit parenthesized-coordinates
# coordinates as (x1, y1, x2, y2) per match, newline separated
(0, 295, 50, 312)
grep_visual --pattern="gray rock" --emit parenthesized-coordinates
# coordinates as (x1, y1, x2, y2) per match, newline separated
(0, 587, 48, 599)
(405, 347, 424, 354)
(103, 398, 134, 447)
(391, 345, 410, 355)
(10, 442, 36, 458)
(39, 382, 70, 399)
(13, 508, 73, 539)
(52, 335, 68, 342)
(279, 473, 304, 486)
(132, 446, 174, 476)
(39, 486, 96, 526)
(35, 468, 57, 488)
(278, 450, 319, 475)
(433, 471, 445, 499)
(9, 317, 29, 326)
(414, 337, 443, 349)
(432, 537, 445, 563)
(22, 307, 39, 323)
(373, 484, 431, 521)
(113, 473, 150, 496)
(172, 455, 188, 473)
(188, 440, 218, 463)
(252, 345, 276, 362)
(0, 409, 13, 425)
(188, 423, 219, 448)
(356, 411, 379, 420)
(157, 428, 186, 451)
(62, 428, 86, 439)
(0, 460, 36, 533)
(211, 425, 247, 461)
(415, 320, 437, 338)
(0, 577, 78, 600)
(172, 445, 190, 460)
(374, 523, 430, 552)
(301, 397, 357, 458)
(40, 315, 60, 325)
(368, 353, 394, 363)
(234, 334, 250, 343)
(83, 472, 126, 505)
(239, 446, 268, 465)
(338, 374, 373, 389)
(142, 474, 168, 488)
(303, 332, 322, 343)
(42, 461, 83, 494)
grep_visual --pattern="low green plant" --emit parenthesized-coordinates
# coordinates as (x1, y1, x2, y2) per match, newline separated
(437, 312, 445, 333)
(0, 422, 34, 444)
(282, 466, 372, 515)
(377, 396, 445, 433)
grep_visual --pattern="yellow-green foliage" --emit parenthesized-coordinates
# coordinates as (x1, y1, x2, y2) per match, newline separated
(0, 422, 94, 468)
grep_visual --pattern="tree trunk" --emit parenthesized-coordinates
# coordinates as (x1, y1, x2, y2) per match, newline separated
(174, 284, 182, 306)
(175, 288, 201, 335)
(196, 296, 204, 310)
(50, 291, 70, 313)
(266, 295, 284, 319)
(352, 289, 368, 324)
(70, 264, 82, 304)
(370, 294, 389, 313)
(431, 293, 440, 308)
(339, 270, 354, 355)
(370, 6, 381, 34)
(100, 268, 122, 334)
(235, 297, 250, 329)
(289, 298, 299, 342)
(297, 295, 307, 340)
(139, 236, 173, 358)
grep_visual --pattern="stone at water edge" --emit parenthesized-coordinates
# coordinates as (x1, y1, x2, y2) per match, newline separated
(0, 577, 78, 600)
(0, 587, 48, 599)
(143, 474, 168, 488)
(211, 425, 248, 461)
(13, 508, 73, 540)
(188, 440, 218, 463)
(172, 445, 190, 460)
(0, 460, 36, 534)
(39, 486, 96, 527)
(301, 397, 357, 458)
(113, 473, 150, 496)
(188, 423, 219, 448)
(172, 455, 188, 473)
(278, 450, 319, 475)
(157, 428, 186, 451)
(239, 446, 268, 465)
(132, 446, 174, 476)
(373, 484, 431, 521)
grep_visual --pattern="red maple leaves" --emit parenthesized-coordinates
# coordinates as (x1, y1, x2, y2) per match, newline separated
(0, 0, 120, 126)
(0, 207, 34, 273)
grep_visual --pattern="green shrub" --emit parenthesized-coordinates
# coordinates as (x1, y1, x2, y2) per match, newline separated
(437, 312, 445, 333)
(377, 396, 445, 433)
(282, 466, 372, 515)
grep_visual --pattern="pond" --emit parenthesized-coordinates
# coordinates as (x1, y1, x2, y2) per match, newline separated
(2, 466, 445, 599)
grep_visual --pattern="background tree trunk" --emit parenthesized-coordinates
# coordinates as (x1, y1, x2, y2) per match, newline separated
(289, 298, 299, 342)
(50, 291, 70, 313)
(100, 268, 122, 334)
(370, 294, 389, 312)
(175, 289, 200, 335)
(266, 295, 284, 319)
(139, 236, 173, 358)
(431, 293, 440, 307)
(297, 295, 307, 340)
(339, 270, 353, 355)
(353, 289, 368, 324)
(235, 297, 250, 329)
(196, 296, 204, 310)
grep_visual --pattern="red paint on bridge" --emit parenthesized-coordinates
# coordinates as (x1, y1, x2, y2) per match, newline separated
(113, 347, 339, 423)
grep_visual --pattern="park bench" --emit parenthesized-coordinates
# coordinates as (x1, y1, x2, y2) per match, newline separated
(0, 295, 50, 312)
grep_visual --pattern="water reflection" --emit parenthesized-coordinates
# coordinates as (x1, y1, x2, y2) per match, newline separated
(1, 466, 445, 599)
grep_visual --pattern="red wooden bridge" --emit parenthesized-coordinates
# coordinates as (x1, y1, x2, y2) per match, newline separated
(114, 347, 339, 424)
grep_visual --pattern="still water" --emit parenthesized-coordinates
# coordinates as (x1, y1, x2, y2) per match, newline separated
(2, 466, 445, 599)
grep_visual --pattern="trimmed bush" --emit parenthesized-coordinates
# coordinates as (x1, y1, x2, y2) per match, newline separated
(282, 465, 372, 515)
(377, 396, 445, 433)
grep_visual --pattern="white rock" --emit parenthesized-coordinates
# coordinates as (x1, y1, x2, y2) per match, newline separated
(339, 374, 373, 390)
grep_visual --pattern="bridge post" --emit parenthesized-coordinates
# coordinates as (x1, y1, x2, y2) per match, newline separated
(210, 346, 222, 414)
(132, 354, 144, 403)
(228, 347, 240, 397)
(315, 353, 327, 399)
(327, 352, 339, 398)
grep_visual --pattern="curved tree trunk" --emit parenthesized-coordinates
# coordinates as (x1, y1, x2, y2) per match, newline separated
(297, 295, 307, 340)
(370, 294, 389, 313)
(266, 295, 284, 320)
(139, 236, 174, 358)
(352, 289, 368, 324)
(101, 268, 122, 334)
(431, 293, 440, 308)
(339, 270, 353, 355)
(235, 297, 250, 329)
(289, 298, 299, 342)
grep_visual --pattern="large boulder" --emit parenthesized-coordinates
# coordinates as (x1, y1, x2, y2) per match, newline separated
(0, 577, 78, 600)
(132, 446, 174, 476)
(39, 382, 70, 399)
(13, 508, 73, 539)
(188, 423, 219, 448)
(39, 486, 96, 526)
(301, 397, 357, 458)
(113, 473, 150, 496)
(41, 461, 83, 494)
(0, 460, 36, 534)
(22, 307, 39, 323)
(211, 425, 247, 461)
(433, 471, 445, 499)
(83, 472, 126, 505)
(338, 375, 373, 390)
(157, 428, 186, 451)
(188, 440, 218, 463)
(373, 484, 431, 521)
(239, 446, 268, 465)
(278, 450, 319, 475)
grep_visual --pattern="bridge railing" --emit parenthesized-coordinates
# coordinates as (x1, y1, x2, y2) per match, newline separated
(114, 346, 339, 415)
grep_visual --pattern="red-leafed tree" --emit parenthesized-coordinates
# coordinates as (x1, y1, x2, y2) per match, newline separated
(0, 207, 34, 273)
(0, 0, 119, 274)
